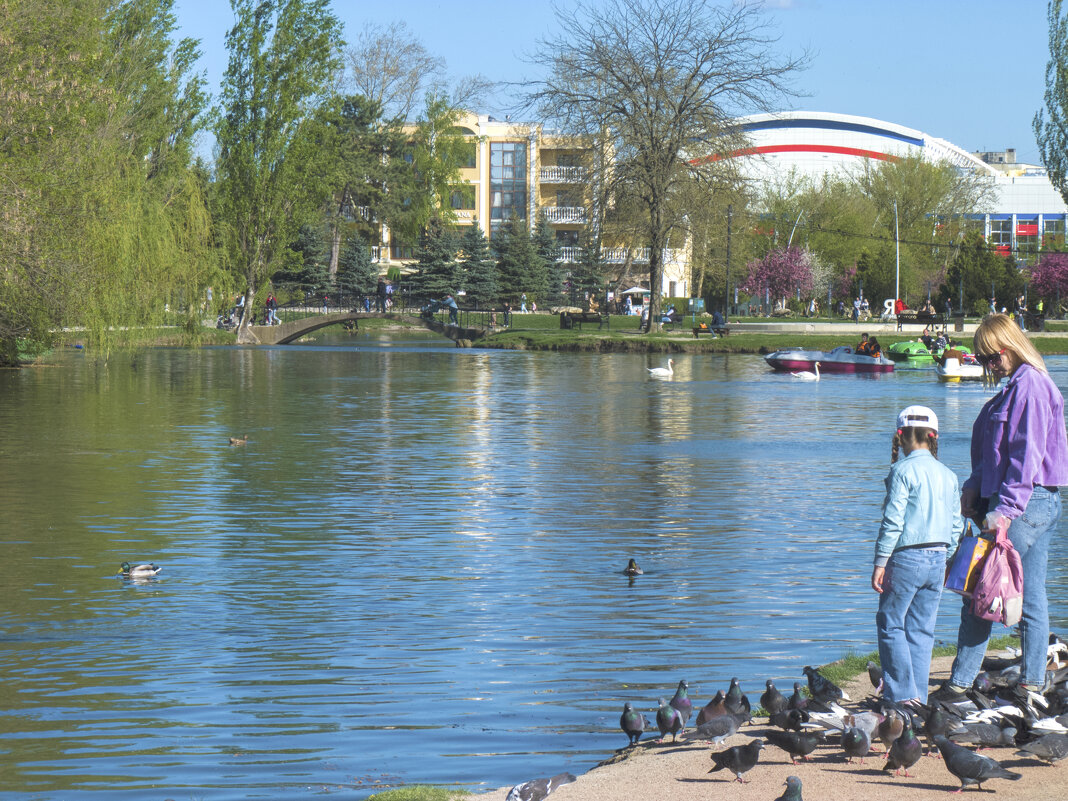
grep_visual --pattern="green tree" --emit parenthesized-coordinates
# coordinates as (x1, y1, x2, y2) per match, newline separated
(939, 232, 1021, 315)
(213, 0, 343, 336)
(336, 235, 378, 296)
(410, 217, 458, 299)
(494, 217, 547, 302)
(1036, 0, 1068, 208)
(571, 224, 606, 304)
(457, 223, 497, 307)
(275, 224, 329, 292)
(533, 213, 564, 307)
(529, 0, 804, 330)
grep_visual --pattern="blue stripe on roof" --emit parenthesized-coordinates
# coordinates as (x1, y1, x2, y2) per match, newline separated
(734, 118, 924, 148)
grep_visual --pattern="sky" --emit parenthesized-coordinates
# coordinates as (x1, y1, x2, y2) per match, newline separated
(173, 0, 1053, 164)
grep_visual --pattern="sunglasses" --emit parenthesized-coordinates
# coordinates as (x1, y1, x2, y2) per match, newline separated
(976, 349, 1007, 367)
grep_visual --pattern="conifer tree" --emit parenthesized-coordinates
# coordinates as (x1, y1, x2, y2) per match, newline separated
(533, 213, 565, 307)
(410, 217, 458, 299)
(336, 235, 378, 296)
(458, 223, 498, 307)
(572, 224, 606, 303)
(494, 217, 548, 304)
(276, 224, 329, 292)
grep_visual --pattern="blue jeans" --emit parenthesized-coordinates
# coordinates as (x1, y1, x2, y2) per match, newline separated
(950, 486, 1061, 688)
(877, 546, 947, 702)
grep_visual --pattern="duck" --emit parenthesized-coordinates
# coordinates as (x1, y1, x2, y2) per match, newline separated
(791, 361, 820, 381)
(229, 434, 248, 446)
(118, 561, 162, 578)
(647, 358, 674, 378)
(624, 558, 643, 576)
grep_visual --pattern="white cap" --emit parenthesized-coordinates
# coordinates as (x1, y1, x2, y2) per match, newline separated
(897, 405, 938, 433)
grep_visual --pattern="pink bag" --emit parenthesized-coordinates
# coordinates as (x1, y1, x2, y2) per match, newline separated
(971, 530, 1023, 626)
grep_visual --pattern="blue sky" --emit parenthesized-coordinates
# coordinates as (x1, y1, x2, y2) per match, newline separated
(174, 0, 1052, 164)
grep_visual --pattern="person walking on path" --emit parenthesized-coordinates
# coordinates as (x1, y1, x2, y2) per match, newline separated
(933, 314, 1068, 707)
(873, 406, 964, 704)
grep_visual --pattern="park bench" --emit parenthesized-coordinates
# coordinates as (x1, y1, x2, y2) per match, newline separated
(1024, 311, 1046, 332)
(896, 310, 946, 332)
(692, 322, 730, 338)
(560, 311, 610, 330)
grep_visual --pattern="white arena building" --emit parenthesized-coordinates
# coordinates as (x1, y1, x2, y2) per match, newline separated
(729, 111, 1068, 256)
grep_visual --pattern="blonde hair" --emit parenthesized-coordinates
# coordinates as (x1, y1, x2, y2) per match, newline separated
(973, 313, 1046, 373)
(892, 426, 938, 463)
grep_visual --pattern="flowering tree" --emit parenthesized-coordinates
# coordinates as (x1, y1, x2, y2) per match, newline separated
(1030, 252, 1068, 297)
(741, 247, 813, 306)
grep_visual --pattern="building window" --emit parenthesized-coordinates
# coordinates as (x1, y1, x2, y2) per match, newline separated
(391, 241, 415, 260)
(459, 142, 476, 169)
(450, 185, 476, 210)
(989, 218, 1012, 248)
(1044, 217, 1065, 249)
(490, 141, 527, 232)
(1016, 217, 1039, 257)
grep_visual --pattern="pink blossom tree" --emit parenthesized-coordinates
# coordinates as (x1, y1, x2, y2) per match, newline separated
(1030, 252, 1068, 297)
(741, 246, 813, 307)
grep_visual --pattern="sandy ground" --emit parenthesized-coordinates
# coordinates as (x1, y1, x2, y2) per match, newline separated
(476, 655, 1066, 801)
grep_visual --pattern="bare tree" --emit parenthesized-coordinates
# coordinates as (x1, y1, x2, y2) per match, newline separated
(526, 0, 805, 329)
(347, 21, 444, 121)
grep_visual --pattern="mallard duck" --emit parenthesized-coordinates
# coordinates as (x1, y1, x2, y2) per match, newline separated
(624, 558, 643, 576)
(229, 434, 248, 446)
(118, 561, 162, 578)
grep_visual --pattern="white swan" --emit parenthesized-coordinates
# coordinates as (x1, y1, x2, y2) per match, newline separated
(791, 361, 820, 381)
(647, 358, 674, 378)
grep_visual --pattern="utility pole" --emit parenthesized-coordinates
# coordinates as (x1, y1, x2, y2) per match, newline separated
(725, 204, 732, 315)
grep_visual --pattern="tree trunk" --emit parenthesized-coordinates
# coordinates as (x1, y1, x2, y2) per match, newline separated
(328, 221, 341, 278)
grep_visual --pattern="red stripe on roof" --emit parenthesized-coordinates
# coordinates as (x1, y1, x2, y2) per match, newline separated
(691, 144, 901, 166)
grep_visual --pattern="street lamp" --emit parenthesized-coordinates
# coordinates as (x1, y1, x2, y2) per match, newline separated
(893, 199, 900, 303)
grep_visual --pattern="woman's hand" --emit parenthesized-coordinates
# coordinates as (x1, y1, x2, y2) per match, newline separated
(871, 566, 886, 594)
(961, 486, 979, 518)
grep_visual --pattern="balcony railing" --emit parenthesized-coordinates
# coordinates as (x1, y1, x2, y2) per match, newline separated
(370, 246, 381, 262)
(539, 165, 587, 183)
(542, 206, 587, 224)
(555, 247, 683, 264)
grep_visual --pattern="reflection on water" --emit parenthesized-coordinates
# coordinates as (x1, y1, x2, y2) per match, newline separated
(1, 335, 1066, 799)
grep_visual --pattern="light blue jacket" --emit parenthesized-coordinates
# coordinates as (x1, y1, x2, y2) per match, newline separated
(875, 449, 964, 567)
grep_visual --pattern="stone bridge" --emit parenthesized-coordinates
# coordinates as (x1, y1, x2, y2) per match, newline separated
(237, 311, 486, 347)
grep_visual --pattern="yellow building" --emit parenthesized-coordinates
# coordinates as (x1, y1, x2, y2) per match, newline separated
(379, 112, 689, 297)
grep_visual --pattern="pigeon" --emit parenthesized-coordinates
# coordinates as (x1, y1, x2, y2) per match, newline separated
(708, 739, 763, 782)
(696, 691, 729, 726)
(1015, 731, 1068, 764)
(806, 701, 852, 732)
(506, 772, 576, 801)
(884, 725, 923, 777)
(922, 705, 957, 755)
(841, 725, 871, 763)
(761, 680, 787, 716)
(948, 723, 1017, 750)
(623, 558, 643, 576)
(669, 679, 692, 725)
(933, 734, 1022, 791)
(620, 702, 647, 747)
(770, 708, 808, 732)
(725, 677, 751, 716)
(850, 710, 885, 741)
(867, 660, 885, 694)
(803, 665, 848, 704)
(875, 711, 905, 754)
(691, 713, 743, 744)
(656, 696, 684, 742)
(787, 682, 808, 711)
(764, 729, 823, 764)
(774, 775, 804, 801)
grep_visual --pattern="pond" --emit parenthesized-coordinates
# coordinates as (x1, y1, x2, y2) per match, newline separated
(1, 332, 1065, 799)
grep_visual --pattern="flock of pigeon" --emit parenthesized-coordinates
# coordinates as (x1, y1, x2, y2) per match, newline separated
(618, 640, 1068, 797)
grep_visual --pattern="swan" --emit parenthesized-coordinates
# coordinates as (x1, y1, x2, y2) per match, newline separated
(791, 361, 821, 381)
(648, 359, 674, 378)
(118, 561, 162, 578)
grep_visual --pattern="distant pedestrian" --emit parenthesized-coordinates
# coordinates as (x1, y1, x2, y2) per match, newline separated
(376, 279, 386, 312)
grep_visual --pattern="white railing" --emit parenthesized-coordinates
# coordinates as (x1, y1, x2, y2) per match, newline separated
(370, 246, 381, 262)
(554, 247, 682, 264)
(542, 206, 586, 224)
(539, 165, 587, 183)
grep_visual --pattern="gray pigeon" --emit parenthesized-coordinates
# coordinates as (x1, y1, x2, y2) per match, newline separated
(948, 723, 1017, 750)
(876, 711, 905, 754)
(669, 679, 692, 725)
(1015, 731, 1068, 764)
(725, 677, 751, 716)
(761, 680, 787, 715)
(933, 734, 1022, 790)
(691, 712, 743, 744)
(770, 708, 808, 732)
(803, 665, 847, 704)
(787, 682, 808, 711)
(708, 739, 763, 782)
(866, 660, 884, 694)
(506, 772, 576, 801)
(656, 696, 684, 742)
(883, 725, 922, 777)
(764, 729, 823, 764)
(774, 775, 803, 801)
(922, 705, 956, 755)
(619, 702, 646, 747)
(841, 725, 871, 763)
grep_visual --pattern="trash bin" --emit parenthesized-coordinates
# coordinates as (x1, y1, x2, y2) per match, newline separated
(953, 314, 964, 333)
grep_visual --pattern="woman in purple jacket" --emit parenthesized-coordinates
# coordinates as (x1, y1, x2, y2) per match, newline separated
(934, 314, 1068, 708)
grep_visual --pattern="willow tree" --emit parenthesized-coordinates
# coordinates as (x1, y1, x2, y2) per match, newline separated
(1036, 0, 1068, 207)
(213, 0, 342, 337)
(527, 0, 804, 329)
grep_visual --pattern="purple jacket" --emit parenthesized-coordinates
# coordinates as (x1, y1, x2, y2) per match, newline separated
(963, 363, 1068, 519)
